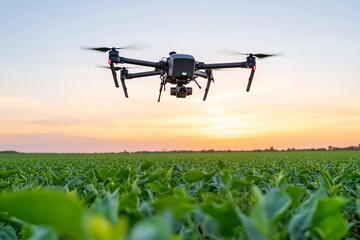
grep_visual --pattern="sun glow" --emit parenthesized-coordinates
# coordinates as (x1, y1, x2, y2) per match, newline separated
(199, 106, 259, 139)
(207, 117, 244, 138)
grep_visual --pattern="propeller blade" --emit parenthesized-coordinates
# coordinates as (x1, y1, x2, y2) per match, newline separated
(218, 48, 247, 55)
(221, 48, 284, 59)
(82, 47, 112, 52)
(246, 67, 256, 92)
(96, 65, 124, 71)
(118, 42, 149, 50)
(80, 43, 148, 52)
(253, 53, 283, 58)
(96, 65, 140, 71)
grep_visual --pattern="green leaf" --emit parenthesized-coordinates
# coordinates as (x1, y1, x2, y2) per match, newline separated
(148, 181, 170, 194)
(201, 200, 241, 237)
(140, 162, 153, 171)
(64, 179, 78, 189)
(250, 199, 269, 236)
(0, 170, 17, 179)
(221, 171, 231, 185)
(86, 170, 97, 182)
(83, 189, 98, 205)
(239, 187, 291, 239)
(90, 189, 119, 224)
(275, 170, 286, 187)
(21, 225, 57, 240)
(217, 160, 226, 170)
(128, 216, 171, 240)
(0, 181, 10, 189)
(283, 185, 306, 207)
(238, 212, 267, 240)
(248, 187, 269, 237)
(147, 168, 167, 182)
(0, 190, 87, 240)
(245, 175, 262, 184)
(311, 197, 348, 240)
(183, 170, 206, 183)
(96, 169, 109, 181)
(118, 192, 139, 212)
(0, 226, 17, 240)
(116, 168, 130, 181)
(317, 172, 333, 193)
(203, 171, 216, 181)
(231, 178, 252, 189)
(107, 168, 118, 180)
(153, 197, 194, 219)
(288, 187, 327, 240)
(264, 189, 292, 223)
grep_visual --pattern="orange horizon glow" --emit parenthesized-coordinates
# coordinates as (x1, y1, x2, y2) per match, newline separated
(1, 85, 359, 153)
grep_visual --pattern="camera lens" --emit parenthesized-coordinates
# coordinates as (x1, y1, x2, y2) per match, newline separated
(178, 86, 187, 95)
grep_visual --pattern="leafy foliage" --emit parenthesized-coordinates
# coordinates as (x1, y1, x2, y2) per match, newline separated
(0, 151, 359, 239)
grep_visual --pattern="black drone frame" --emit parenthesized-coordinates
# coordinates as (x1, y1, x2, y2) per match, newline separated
(85, 47, 277, 102)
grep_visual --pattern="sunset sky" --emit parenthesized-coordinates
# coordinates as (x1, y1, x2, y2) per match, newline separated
(1, 1, 359, 152)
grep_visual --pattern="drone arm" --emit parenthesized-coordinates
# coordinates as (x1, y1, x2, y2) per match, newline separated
(126, 70, 162, 79)
(119, 57, 162, 68)
(194, 70, 208, 78)
(196, 61, 247, 70)
(117, 70, 162, 98)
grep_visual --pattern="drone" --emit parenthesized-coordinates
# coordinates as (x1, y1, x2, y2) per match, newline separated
(83, 46, 279, 102)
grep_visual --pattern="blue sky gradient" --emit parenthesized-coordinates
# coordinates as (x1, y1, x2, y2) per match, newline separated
(1, 1, 359, 152)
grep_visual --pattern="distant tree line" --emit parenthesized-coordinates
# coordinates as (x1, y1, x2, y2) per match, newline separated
(134, 144, 360, 153)
(0, 150, 19, 154)
(327, 145, 360, 151)
(1, 144, 359, 154)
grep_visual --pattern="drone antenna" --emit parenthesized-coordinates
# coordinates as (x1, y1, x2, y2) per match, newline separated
(203, 69, 214, 101)
(120, 68, 129, 98)
(246, 66, 256, 92)
(157, 82, 164, 102)
(157, 74, 166, 102)
(108, 60, 119, 88)
(193, 79, 202, 89)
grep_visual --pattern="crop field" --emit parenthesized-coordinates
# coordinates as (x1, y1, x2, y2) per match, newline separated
(0, 151, 359, 240)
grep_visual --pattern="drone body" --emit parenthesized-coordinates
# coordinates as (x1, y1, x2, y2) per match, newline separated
(84, 46, 278, 101)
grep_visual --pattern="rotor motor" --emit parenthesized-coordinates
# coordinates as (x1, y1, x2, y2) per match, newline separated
(109, 49, 120, 62)
(246, 54, 256, 68)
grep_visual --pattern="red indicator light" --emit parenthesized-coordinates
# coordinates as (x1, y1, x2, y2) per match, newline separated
(252, 66, 256, 71)
(108, 59, 112, 65)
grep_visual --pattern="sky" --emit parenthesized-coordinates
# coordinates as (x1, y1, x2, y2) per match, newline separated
(0, 1, 359, 152)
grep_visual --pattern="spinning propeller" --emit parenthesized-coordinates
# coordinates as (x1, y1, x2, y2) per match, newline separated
(97, 65, 125, 71)
(221, 48, 284, 59)
(96, 65, 139, 71)
(234, 52, 282, 59)
(81, 43, 148, 52)
(219, 49, 283, 91)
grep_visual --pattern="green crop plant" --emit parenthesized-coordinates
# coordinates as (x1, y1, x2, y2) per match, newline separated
(0, 151, 359, 239)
